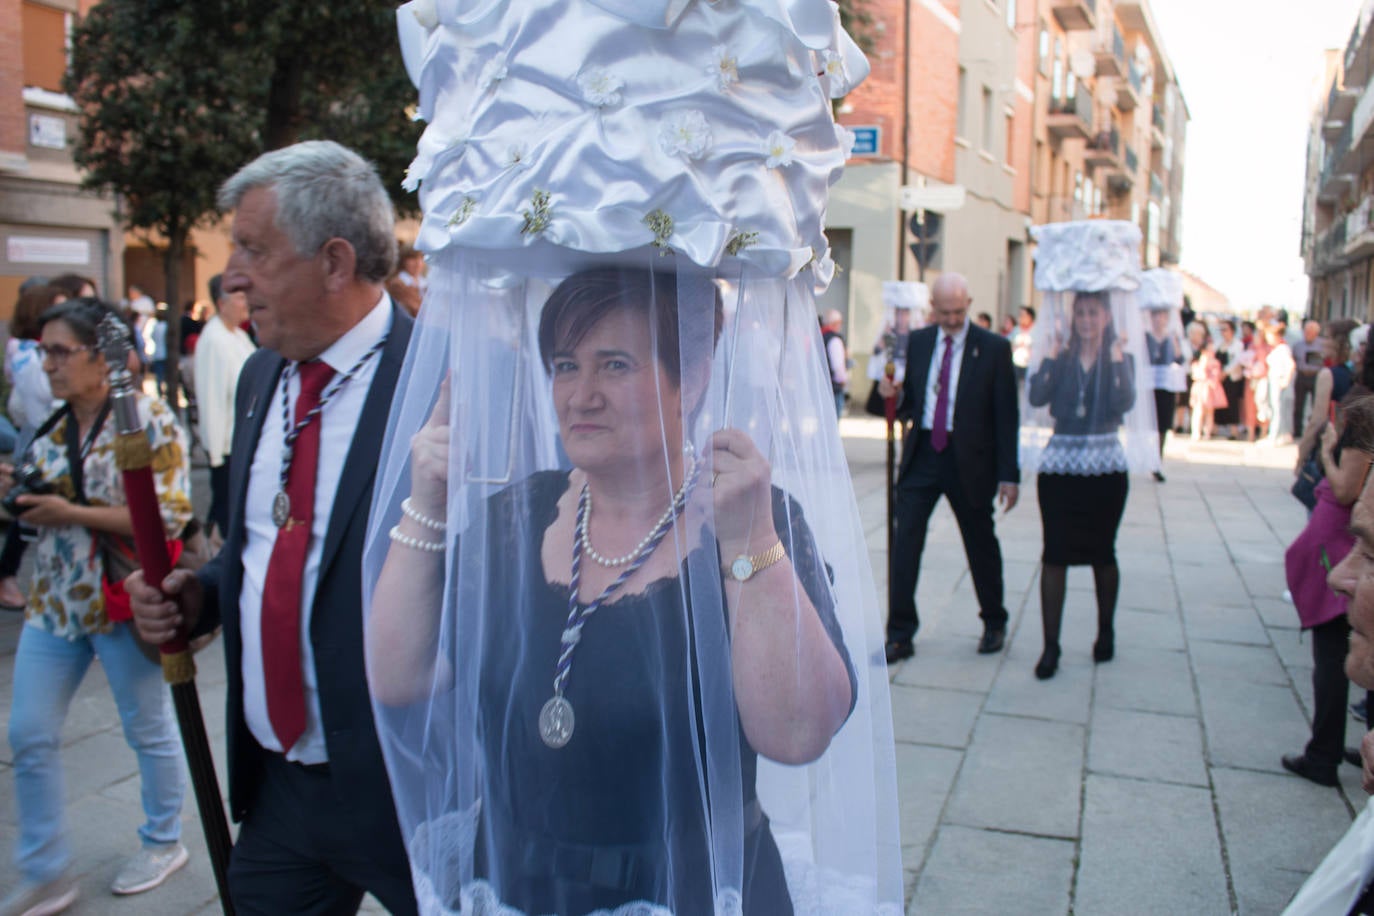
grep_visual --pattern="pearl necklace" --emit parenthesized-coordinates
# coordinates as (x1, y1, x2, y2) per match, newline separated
(579, 453, 696, 568)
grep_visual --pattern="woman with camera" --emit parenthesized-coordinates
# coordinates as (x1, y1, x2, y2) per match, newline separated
(0, 298, 193, 916)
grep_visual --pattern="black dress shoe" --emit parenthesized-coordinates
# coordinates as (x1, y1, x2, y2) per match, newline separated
(977, 627, 1006, 654)
(885, 640, 914, 665)
(1346, 747, 1364, 767)
(1093, 634, 1114, 663)
(1035, 645, 1060, 680)
(1152, 470, 1166, 483)
(1282, 753, 1339, 787)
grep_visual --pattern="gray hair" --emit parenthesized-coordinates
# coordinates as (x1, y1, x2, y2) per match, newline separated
(218, 140, 397, 283)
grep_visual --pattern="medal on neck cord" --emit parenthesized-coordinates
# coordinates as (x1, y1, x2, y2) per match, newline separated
(272, 337, 387, 529)
(539, 457, 700, 749)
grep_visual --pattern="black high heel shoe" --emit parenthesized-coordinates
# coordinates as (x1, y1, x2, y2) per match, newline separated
(1035, 645, 1060, 680)
(1093, 634, 1114, 663)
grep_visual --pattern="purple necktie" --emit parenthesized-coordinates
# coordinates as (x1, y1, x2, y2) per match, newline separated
(930, 335, 953, 452)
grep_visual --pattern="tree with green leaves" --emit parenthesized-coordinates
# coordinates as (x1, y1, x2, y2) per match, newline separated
(65, 0, 420, 401)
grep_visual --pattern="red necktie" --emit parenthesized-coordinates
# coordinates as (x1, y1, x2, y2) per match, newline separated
(930, 335, 954, 453)
(261, 360, 335, 752)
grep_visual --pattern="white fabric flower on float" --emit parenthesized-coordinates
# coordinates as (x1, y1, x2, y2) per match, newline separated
(821, 49, 850, 98)
(710, 44, 740, 91)
(479, 59, 509, 91)
(658, 110, 712, 160)
(763, 130, 796, 168)
(402, 127, 466, 191)
(577, 68, 624, 108)
(505, 144, 528, 169)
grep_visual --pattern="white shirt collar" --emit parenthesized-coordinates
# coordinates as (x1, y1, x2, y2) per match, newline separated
(313, 291, 391, 374)
(938, 320, 970, 347)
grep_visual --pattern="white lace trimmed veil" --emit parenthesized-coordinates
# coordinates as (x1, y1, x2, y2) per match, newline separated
(362, 1, 903, 913)
(1020, 220, 1159, 476)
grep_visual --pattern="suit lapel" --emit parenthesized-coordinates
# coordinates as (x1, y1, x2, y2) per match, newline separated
(317, 307, 412, 580)
(953, 326, 981, 420)
(907, 328, 937, 417)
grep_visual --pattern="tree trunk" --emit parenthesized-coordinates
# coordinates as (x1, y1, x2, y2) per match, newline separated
(161, 228, 185, 413)
(263, 50, 306, 149)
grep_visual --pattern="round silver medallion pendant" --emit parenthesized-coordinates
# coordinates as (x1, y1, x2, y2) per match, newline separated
(272, 490, 291, 528)
(1075, 404, 1087, 419)
(539, 695, 575, 748)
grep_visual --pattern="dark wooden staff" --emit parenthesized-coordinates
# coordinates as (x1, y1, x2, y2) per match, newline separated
(97, 316, 235, 914)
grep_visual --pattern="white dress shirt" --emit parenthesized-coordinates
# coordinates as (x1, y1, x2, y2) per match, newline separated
(239, 294, 391, 764)
(194, 317, 257, 467)
(921, 321, 969, 432)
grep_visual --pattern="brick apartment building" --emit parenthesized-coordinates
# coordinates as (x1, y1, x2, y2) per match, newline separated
(0, 0, 124, 312)
(1303, 1, 1374, 324)
(831, 0, 1188, 379)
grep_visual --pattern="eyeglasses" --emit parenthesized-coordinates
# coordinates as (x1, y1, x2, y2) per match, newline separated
(36, 344, 94, 363)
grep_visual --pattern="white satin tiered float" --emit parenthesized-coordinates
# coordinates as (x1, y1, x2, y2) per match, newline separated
(363, 2, 903, 914)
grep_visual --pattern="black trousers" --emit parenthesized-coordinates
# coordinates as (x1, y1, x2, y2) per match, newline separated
(1307, 615, 1357, 769)
(887, 431, 1007, 643)
(1294, 371, 1318, 438)
(208, 462, 231, 536)
(1153, 388, 1174, 460)
(227, 748, 418, 916)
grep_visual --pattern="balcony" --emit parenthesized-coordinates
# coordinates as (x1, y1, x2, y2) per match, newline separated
(1124, 143, 1138, 174)
(1051, 0, 1096, 31)
(1316, 219, 1350, 269)
(1106, 163, 1135, 194)
(1151, 105, 1166, 149)
(1329, 79, 1361, 123)
(1150, 172, 1164, 199)
(1345, 2, 1374, 88)
(1346, 197, 1374, 258)
(1047, 93, 1092, 141)
(1094, 26, 1125, 78)
(1115, 59, 1142, 111)
(1085, 128, 1121, 169)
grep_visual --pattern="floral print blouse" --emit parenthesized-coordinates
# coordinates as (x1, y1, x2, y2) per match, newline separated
(24, 394, 192, 639)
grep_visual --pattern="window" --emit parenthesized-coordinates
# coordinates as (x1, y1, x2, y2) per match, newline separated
(1006, 0, 1017, 30)
(957, 67, 968, 139)
(1074, 170, 1083, 202)
(1005, 112, 1015, 164)
(1052, 58, 1063, 102)
(22, 1, 71, 94)
(1039, 24, 1050, 73)
(1094, 185, 1103, 215)
(982, 86, 995, 152)
(1084, 177, 1095, 212)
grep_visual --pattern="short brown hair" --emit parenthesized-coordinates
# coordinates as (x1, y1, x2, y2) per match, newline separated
(538, 267, 724, 388)
(12, 284, 66, 341)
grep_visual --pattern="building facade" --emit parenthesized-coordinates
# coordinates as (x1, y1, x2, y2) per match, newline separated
(1303, 3, 1374, 325)
(829, 0, 1187, 382)
(0, 0, 122, 314)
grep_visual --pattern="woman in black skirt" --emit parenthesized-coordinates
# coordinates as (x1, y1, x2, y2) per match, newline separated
(1026, 291, 1136, 679)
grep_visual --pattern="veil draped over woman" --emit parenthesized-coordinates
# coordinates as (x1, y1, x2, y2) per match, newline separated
(1020, 221, 1159, 476)
(361, 1, 902, 913)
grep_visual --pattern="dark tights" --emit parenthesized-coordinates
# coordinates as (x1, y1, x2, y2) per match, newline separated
(1039, 562, 1119, 653)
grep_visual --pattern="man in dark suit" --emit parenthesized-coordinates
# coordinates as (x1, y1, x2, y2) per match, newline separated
(879, 272, 1020, 664)
(127, 141, 417, 915)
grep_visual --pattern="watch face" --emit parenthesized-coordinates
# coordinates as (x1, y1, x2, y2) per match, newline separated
(731, 556, 754, 581)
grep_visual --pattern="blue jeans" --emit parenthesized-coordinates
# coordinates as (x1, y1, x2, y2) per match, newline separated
(834, 390, 846, 422)
(8, 623, 184, 882)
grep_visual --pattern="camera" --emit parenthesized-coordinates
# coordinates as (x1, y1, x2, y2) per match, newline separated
(2, 464, 54, 517)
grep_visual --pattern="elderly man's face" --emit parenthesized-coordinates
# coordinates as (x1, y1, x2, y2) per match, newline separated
(930, 286, 970, 335)
(222, 186, 332, 361)
(1333, 488, 1374, 689)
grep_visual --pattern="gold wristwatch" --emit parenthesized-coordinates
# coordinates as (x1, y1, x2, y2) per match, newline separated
(725, 540, 786, 582)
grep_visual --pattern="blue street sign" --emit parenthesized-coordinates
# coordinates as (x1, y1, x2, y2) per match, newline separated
(849, 126, 880, 157)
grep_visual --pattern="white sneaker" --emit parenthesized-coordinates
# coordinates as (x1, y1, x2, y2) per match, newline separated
(0, 874, 78, 916)
(110, 842, 189, 895)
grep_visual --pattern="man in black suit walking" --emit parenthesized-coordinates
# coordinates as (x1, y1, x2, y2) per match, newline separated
(879, 272, 1020, 664)
(127, 141, 417, 915)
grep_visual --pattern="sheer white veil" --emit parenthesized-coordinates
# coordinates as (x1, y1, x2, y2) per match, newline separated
(363, 1, 902, 913)
(1020, 221, 1159, 476)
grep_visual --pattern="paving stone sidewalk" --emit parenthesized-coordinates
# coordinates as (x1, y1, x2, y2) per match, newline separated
(0, 422, 1359, 914)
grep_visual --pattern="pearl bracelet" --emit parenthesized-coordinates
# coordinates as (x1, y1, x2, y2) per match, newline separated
(401, 497, 445, 531)
(389, 524, 445, 553)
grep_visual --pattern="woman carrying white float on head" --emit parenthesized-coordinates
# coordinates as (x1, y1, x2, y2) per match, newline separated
(1138, 268, 1188, 481)
(362, 1, 902, 913)
(1022, 221, 1158, 680)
